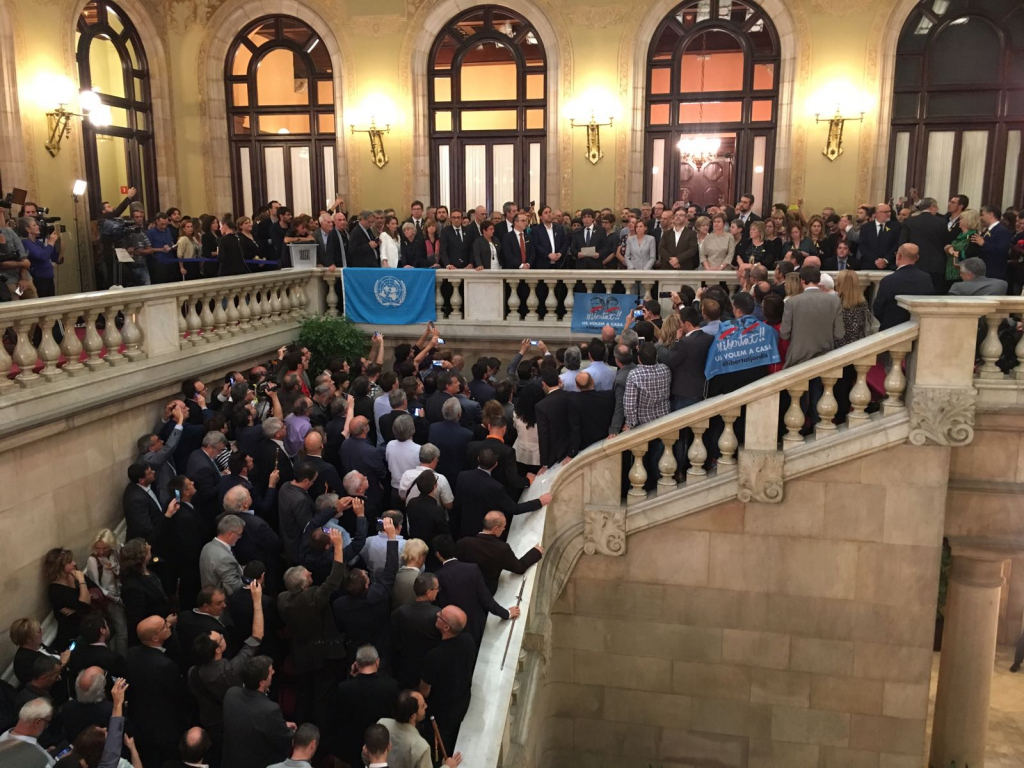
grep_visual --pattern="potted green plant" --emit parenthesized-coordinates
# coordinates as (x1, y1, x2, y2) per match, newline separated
(298, 315, 370, 375)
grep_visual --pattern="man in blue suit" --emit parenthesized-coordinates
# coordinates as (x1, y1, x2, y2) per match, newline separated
(972, 205, 1011, 282)
(531, 205, 569, 269)
(427, 398, 473, 500)
(859, 203, 902, 270)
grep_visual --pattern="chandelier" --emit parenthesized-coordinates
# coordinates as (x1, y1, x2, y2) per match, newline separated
(678, 30, 720, 170)
(677, 135, 720, 169)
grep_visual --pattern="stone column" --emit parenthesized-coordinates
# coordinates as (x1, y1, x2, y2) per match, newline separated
(930, 546, 1006, 768)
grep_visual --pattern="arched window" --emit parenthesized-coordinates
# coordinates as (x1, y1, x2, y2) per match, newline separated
(76, 1, 158, 214)
(429, 6, 547, 212)
(645, 0, 779, 215)
(889, 0, 1024, 208)
(226, 16, 336, 218)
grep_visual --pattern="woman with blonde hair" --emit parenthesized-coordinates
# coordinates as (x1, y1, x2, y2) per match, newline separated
(943, 208, 981, 283)
(175, 217, 202, 280)
(87, 528, 127, 654)
(43, 547, 93, 652)
(393, 538, 429, 610)
(10, 617, 69, 688)
(834, 270, 870, 347)
(784, 271, 804, 299)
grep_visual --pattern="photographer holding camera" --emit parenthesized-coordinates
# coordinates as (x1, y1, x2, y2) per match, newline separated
(96, 186, 138, 288)
(0, 207, 36, 300)
(17, 215, 62, 297)
(119, 204, 155, 286)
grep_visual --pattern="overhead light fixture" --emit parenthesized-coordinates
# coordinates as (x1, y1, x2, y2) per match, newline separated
(44, 88, 106, 156)
(678, 30, 721, 171)
(277, 128, 290, 134)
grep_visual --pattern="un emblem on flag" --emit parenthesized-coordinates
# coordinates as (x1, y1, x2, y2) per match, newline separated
(374, 275, 407, 307)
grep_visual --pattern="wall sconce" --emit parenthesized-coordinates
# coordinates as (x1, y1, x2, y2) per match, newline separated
(350, 117, 390, 169)
(45, 89, 107, 157)
(570, 110, 613, 165)
(815, 106, 864, 162)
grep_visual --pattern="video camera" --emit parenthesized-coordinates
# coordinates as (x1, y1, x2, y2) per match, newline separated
(99, 217, 142, 241)
(33, 207, 65, 239)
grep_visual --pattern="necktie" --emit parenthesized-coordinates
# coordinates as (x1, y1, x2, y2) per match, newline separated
(457, 228, 463, 243)
(585, 228, 591, 246)
(337, 231, 347, 267)
(519, 232, 526, 264)
(877, 222, 882, 235)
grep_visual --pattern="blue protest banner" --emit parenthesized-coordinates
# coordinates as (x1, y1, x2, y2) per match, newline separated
(704, 315, 781, 380)
(570, 292, 633, 334)
(342, 268, 437, 325)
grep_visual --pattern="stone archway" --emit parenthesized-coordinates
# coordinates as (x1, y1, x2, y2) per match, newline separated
(197, 0, 351, 215)
(69, 0, 179, 210)
(400, 0, 573, 208)
(0, 0, 30, 192)
(620, 0, 801, 208)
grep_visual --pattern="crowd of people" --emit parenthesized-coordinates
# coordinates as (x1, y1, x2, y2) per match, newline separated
(3, 186, 1023, 767)
(3, 188, 1022, 298)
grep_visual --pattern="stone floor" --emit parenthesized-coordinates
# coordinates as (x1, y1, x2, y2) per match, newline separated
(927, 646, 1024, 768)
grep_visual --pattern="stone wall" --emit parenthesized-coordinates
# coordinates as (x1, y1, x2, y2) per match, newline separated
(539, 443, 950, 768)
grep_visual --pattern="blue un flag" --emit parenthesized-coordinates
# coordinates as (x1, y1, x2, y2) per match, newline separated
(342, 268, 437, 325)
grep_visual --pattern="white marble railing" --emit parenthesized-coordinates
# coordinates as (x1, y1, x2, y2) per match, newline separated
(0, 270, 319, 395)
(459, 295, 1019, 768)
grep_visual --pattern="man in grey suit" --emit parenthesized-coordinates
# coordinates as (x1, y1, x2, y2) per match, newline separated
(608, 344, 636, 436)
(199, 514, 245, 595)
(780, 264, 845, 367)
(949, 257, 1009, 297)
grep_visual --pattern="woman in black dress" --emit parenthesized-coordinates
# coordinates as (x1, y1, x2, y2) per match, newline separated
(119, 538, 174, 646)
(219, 215, 258, 276)
(198, 214, 221, 278)
(43, 547, 93, 652)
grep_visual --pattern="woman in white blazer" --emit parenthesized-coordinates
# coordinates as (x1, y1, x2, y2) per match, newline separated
(624, 219, 656, 270)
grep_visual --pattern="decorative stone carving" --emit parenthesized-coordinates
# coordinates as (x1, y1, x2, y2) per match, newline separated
(566, 6, 630, 29)
(582, 508, 626, 556)
(806, 0, 861, 17)
(737, 449, 785, 503)
(908, 386, 976, 446)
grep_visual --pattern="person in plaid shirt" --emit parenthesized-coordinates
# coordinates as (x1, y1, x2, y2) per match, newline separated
(623, 342, 672, 492)
(624, 342, 671, 429)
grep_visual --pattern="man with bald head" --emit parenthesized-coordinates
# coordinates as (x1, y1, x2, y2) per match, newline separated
(304, 429, 344, 499)
(568, 370, 615, 457)
(223, 484, 283, 588)
(456, 510, 544, 595)
(124, 615, 188, 767)
(419, 604, 477, 754)
(873, 242, 934, 330)
(341, 416, 387, 514)
(859, 201, 901, 269)
(163, 727, 214, 768)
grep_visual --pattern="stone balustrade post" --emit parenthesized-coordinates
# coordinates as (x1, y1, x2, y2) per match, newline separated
(899, 297, 994, 446)
(137, 297, 188, 358)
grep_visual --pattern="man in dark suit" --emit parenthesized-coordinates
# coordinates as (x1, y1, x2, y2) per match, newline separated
(138, 402, 185, 508)
(340, 417, 387, 512)
(221, 656, 294, 768)
(466, 416, 526, 497)
(536, 369, 573, 468)
(186, 432, 229, 519)
(65, 614, 124, 684)
(124, 462, 173, 552)
(391, 572, 442, 688)
(859, 203, 902, 269)
(656, 208, 699, 269)
(303, 431, 344, 499)
(494, 202, 517, 240)
(432, 536, 518, 647)
(467, 360, 496, 404)
(332, 645, 401, 767)
(974, 205, 1012, 282)
(278, 461, 318, 565)
(531, 206, 569, 269)
(734, 193, 762, 232)
(219, 451, 279, 520)
(425, 371, 459, 423)
(176, 586, 231, 670)
(60, 665, 113, 745)
(439, 209, 472, 269)
(821, 239, 859, 272)
(404, 200, 426, 234)
(428, 398, 473, 493)
(570, 209, 608, 269)
(567, 371, 615, 457)
(124, 615, 189, 768)
(454, 448, 551, 538)
(899, 198, 951, 293)
(379, 388, 429, 445)
(347, 210, 381, 268)
(161, 727, 214, 768)
(500, 212, 534, 269)
(167, 475, 213, 608)
(312, 213, 334, 266)
(455, 511, 543, 595)
(224, 485, 283, 587)
(873, 244, 935, 331)
(665, 306, 713, 410)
